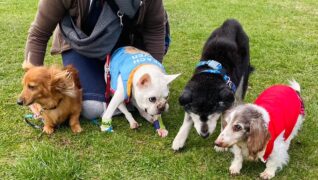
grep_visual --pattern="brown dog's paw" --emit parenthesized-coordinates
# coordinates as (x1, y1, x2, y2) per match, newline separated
(43, 126, 54, 134)
(71, 125, 83, 134)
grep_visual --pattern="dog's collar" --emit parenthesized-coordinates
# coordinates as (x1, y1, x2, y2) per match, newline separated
(196, 60, 236, 93)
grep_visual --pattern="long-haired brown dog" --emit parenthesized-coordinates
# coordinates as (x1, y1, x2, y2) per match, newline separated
(17, 62, 83, 134)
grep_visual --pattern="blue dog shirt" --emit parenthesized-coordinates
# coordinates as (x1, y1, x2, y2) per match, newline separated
(109, 47, 165, 100)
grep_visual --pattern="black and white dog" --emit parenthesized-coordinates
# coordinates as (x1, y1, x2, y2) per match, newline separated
(172, 19, 253, 150)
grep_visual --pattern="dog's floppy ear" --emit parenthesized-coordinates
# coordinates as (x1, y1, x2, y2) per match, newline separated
(247, 117, 270, 159)
(137, 73, 151, 88)
(165, 73, 181, 84)
(179, 88, 192, 106)
(63, 65, 81, 89)
(218, 86, 234, 110)
(22, 61, 35, 72)
(50, 69, 76, 97)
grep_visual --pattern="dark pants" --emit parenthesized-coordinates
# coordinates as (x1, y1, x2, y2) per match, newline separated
(62, 50, 106, 102)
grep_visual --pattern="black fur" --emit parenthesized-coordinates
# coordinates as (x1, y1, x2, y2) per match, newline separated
(179, 19, 253, 118)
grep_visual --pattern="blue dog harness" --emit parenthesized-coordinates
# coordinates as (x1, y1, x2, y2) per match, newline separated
(196, 60, 236, 93)
(109, 47, 166, 100)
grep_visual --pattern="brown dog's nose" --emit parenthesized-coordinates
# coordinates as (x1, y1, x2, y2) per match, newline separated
(17, 98, 24, 106)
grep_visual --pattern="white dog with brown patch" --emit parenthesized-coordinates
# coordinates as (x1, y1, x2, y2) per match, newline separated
(100, 46, 180, 137)
(214, 80, 305, 179)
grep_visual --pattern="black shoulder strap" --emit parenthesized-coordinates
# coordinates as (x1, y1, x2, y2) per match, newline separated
(105, 0, 120, 15)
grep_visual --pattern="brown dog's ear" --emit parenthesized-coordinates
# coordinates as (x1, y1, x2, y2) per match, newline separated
(63, 65, 81, 89)
(50, 69, 76, 97)
(22, 61, 35, 72)
(137, 73, 151, 88)
(247, 118, 270, 159)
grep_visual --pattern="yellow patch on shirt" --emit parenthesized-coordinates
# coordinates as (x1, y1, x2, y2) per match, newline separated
(126, 65, 145, 98)
(124, 46, 150, 55)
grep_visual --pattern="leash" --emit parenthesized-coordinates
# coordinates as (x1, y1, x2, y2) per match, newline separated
(104, 54, 111, 105)
(24, 114, 44, 130)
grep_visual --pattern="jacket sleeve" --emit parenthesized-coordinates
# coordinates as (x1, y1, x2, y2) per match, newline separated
(142, 0, 165, 62)
(24, 0, 72, 65)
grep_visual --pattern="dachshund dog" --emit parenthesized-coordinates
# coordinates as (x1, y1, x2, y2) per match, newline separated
(17, 63, 83, 134)
(215, 80, 305, 179)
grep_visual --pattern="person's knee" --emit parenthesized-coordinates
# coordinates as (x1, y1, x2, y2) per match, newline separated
(81, 100, 105, 119)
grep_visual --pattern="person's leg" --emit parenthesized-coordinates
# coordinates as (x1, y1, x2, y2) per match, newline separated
(62, 50, 106, 119)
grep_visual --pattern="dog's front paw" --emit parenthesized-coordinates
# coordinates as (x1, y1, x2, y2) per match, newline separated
(260, 170, 275, 179)
(229, 164, 241, 176)
(157, 129, 168, 137)
(129, 121, 139, 129)
(214, 146, 228, 152)
(43, 125, 54, 135)
(71, 125, 82, 134)
(172, 138, 185, 151)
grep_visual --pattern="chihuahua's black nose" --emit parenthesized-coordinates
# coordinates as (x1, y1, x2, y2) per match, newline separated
(17, 98, 24, 106)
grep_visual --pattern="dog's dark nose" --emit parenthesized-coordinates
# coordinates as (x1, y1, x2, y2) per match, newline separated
(17, 98, 24, 106)
(214, 141, 223, 147)
(157, 104, 166, 113)
(201, 124, 209, 133)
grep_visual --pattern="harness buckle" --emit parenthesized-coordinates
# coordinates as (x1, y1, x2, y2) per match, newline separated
(207, 60, 222, 70)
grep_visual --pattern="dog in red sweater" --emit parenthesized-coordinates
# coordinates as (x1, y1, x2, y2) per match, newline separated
(214, 80, 305, 179)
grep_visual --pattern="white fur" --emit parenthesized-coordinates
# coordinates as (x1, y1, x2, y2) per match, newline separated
(172, 113, 193, 150)
(289, 79, 300, 93)
(172, 112, 221, 150)
(101, 63, 179, 137)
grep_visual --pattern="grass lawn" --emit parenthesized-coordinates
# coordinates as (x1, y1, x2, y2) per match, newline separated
(1, 0, 318, 179)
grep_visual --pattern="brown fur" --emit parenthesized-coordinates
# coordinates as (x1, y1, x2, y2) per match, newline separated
(245, 109, 270, 159)
(18, 63, 82, 134)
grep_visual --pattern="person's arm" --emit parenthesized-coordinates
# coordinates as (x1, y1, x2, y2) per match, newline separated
(142, 0, 165, 62)
(24, 0, 72, 65)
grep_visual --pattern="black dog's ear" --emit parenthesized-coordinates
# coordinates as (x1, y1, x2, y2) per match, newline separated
(218, 87, 235, 109)
(179, 88, 192, 106)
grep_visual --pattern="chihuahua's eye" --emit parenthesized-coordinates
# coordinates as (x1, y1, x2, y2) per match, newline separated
(27, 84, 36, 90)
(149, 97, 156, 103)
(233, 124, 242, 132)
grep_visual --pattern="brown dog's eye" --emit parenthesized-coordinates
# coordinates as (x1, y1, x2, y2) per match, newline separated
(149, 97, 156, 103)
(27, 84, 36, 90)
(233, 124, 242, 132)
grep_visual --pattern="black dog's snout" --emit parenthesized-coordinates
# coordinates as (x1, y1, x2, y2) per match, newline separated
(17, 98, 24, 105)
(202, 124, 209, 133)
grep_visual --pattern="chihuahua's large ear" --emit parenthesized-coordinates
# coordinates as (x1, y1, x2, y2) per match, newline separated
(179, 88, 192, 106)
(165, 73, 181, 84)
(137, 73, 151, 88)
(247, 117, 270, 160)
(22, 61, 35, 72)
(50, 69, 76, 97)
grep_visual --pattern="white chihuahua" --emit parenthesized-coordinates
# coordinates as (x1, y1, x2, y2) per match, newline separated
(101, 46, 180, 137)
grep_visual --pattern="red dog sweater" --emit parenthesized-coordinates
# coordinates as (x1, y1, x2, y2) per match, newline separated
(254, 85, 304, 161)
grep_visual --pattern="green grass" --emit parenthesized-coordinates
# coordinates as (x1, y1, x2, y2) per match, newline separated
(1, 0, 318, 179)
